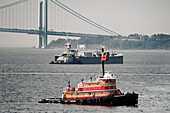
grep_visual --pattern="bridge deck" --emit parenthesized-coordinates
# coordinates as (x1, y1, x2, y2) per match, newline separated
(0, 28, 115, 38)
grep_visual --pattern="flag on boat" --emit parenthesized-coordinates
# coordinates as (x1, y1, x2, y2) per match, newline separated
(101, 52, 108, 61)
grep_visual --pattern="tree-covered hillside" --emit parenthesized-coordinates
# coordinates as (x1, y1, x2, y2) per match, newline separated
(47, 34, 170, 50)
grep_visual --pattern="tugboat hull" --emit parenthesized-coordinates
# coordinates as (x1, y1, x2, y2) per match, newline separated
(38, 93, 138, 106)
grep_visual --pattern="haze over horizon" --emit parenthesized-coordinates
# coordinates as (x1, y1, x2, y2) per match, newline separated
(0, 0, 170, 47)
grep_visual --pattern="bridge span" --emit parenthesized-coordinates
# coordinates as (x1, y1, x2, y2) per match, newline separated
(0, 28, 114, 38)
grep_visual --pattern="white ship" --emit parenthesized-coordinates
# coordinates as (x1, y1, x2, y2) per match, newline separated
(50, 43, 123, 64)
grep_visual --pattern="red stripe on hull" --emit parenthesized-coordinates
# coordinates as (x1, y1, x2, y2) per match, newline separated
(66, 94, 111, 100)
(78, 86, 116, 91)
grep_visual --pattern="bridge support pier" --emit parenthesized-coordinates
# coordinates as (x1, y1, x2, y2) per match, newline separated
(39, 37, 42, 48)
(44, 0, 48, 48)
(39, 1, 43, 48)
(38, 0, 48, 48)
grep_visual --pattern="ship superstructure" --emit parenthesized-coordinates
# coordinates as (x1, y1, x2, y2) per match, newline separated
(62, 72, 122, 101)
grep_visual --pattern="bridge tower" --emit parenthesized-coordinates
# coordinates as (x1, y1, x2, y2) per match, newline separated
(39, 1, 43, 48)
(38, 0, 48, 48)
(44, 0, 48, 48)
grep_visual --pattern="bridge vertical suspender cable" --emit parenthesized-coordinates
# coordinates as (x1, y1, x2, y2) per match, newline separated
(51, 0, 121, 36)
(51, 0, 114, 35)
(8, 5, 10, 27)
(4, 9, 7, 27)
(16, 5, 18, 28)
(1, 9, 3, 27)
(0, 0, 28, 28)
(54, 0, 119, 35)
(18, 3, 20, 28)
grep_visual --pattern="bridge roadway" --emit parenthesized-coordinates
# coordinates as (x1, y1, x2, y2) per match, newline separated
(0, 28, 115, 38)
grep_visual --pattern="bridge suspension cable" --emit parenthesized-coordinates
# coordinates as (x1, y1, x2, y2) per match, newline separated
(0, 0, 28, 10)
(51, 0, 121, 36)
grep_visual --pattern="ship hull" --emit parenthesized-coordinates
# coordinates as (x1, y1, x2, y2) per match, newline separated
(75, 56, 123, 64)
(50, 56, 123, 64)
(39, 93, 138, 106)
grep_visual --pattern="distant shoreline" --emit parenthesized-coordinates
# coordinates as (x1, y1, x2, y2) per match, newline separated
(46, 33, 170, 50)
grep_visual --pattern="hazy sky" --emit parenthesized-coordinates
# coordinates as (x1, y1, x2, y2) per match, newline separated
(0, 0, 170, 47)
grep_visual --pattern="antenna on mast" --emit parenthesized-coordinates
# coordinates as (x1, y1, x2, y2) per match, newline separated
(101, 48, 109, 77)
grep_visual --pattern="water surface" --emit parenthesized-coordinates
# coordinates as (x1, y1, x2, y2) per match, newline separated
(0, 48, 170, 113)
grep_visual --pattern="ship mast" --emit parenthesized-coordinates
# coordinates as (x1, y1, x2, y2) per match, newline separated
(102, 48, 105, 77)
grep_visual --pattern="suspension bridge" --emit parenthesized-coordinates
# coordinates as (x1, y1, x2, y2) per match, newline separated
(0, 0, 120, 48)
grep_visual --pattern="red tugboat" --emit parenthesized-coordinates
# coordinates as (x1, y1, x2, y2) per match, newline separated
(39, 48, 138, 106)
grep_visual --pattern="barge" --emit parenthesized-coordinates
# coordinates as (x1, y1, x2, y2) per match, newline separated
(50, 43, 123, 64)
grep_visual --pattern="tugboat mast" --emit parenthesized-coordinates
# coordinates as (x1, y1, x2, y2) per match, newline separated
(102, 48, 105, 77)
